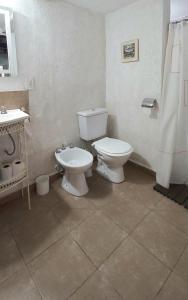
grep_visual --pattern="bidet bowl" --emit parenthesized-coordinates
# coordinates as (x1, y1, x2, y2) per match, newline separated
(55, 147, 93, 174)
(55, 147, 93, 196)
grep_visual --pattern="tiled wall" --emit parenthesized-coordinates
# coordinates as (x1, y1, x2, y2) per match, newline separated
(0, 91, 29, 112)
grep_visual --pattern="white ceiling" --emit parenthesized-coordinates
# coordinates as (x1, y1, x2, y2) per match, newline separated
(64, 0, 139, 14)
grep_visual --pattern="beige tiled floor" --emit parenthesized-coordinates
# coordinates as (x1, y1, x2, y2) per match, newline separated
(0, 163, 188, 300)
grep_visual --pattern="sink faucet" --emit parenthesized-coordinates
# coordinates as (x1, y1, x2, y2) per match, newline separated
(0, 106, 7, 114)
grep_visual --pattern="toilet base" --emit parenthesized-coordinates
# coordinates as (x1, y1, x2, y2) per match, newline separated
(62, 170, 89, 197)
(96, 160, 125, 183)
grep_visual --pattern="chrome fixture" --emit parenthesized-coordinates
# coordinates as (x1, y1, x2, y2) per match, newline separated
(55, 148, 62, 154)
(55, 164, 64, 173)
(142, 98, 158, 109)
(69, 143, 74, 148)
(0, 106, 7, 114)
(61, 144, 66, 150)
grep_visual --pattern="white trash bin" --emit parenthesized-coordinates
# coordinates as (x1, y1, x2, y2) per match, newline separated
(36, 175, 50, 196)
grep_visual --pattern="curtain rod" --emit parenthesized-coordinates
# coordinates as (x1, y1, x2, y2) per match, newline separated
(171, 16, 188, 24)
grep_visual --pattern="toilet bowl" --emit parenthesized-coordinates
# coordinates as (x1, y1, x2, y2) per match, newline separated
(55, 147, 93, 196)
(92, 137, 133, 183)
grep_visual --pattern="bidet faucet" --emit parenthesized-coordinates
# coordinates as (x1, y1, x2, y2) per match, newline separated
(61, 144, 66, 150)
(69, 143, 74, 148)
(55, 148, 62, 154)
(0, 106, 7, 114)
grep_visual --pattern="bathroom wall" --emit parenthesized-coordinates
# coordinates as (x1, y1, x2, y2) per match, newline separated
(105, 0, 170, 171)
(171, 0, 188, 20)
(0, 0, 105, 181)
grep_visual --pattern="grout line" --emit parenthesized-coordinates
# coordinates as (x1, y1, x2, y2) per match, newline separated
(130, 234, 173, 271)
(67, 238, 126, 300)
(152, 269, 172, 300)
(171, 240, 188, 270)
(98, 235, 129, 269)
(127, 208, 153, 235)
(102, 202, 152, 237)
(128, 208, 188, 270)
(2, 172, 187, 299)
(69, 220, 130, 300)
(67, 268, 97, 300)
(95, 206, 168, 272)
(73, 239, 98, 268)
(22, 208, 96, 266)
(99, 210, 130, 233)
(10, 231, 44, 300)
(24, 265, 44, 300)
(8, 197, 60, 233)
(153, 208, 188, 239)
(153, 241, 188, 300)
(130, 212, 188, 273)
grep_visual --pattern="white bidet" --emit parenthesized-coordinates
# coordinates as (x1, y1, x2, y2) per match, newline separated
(55, 147, 93, 196)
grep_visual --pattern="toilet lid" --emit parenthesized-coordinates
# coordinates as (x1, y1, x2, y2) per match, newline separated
(93, 137, 132, 155)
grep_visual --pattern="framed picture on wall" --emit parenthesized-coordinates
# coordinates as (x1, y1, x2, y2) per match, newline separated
(121, 39, 139, 63)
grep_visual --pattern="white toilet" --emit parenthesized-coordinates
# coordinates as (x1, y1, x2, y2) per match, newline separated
(77, 108, 133, 183)
(55, 147, 93, 196)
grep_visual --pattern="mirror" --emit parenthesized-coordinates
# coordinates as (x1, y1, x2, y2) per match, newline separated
(0, 7, 17, 77)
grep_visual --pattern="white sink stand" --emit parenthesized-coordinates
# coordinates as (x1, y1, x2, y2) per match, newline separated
(0, 119, 31, 210)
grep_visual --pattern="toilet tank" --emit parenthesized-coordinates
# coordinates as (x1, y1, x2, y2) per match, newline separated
(77, 108, 108, 141)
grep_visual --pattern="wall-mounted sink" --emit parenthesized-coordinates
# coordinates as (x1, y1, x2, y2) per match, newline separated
(0, 109, 29, 125)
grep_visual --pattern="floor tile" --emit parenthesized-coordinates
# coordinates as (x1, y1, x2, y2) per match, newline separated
(85, 176, 118, 207)
(12, 210, 63, 263)
(71, 211, 127, 266)
(29, 237, 95, 300)
(53, 202, 94, 225)
(12, 205, 92, 263)
(0, 190, 60, 230)
(0, 232, 25, 284)
(70, 271, 122, 300)
(30, 189, 61, 212)
(132, 212, 188, 268)
(102, 196, 150, 232)
(0, 197, 31, 229)
(100, 237, 169, 300)
(0, 208, 10, 234)
(1, 164, 188, 300)
(124, 163, 155, 185)
(155, 273, 188, 300)
(173, 245, 188, 282)
(120, 183, 164, 209)
(154, 197, 188, 236)
(52, 179, 94, 209)
(0, 269, 41, 300)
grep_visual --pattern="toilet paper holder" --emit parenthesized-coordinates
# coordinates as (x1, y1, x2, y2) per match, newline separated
(142, 98, 158, 109)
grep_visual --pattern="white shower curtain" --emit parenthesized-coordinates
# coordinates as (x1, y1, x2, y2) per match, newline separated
(157, 21, 188, 188)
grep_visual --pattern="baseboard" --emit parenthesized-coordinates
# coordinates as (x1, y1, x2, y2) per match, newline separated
(0, 162, 155, 207)
(128, 159, 156, 177)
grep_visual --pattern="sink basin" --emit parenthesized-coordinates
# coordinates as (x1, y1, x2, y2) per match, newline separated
(0, 109, 29, 125)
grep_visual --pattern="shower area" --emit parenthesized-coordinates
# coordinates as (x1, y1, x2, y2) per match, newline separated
(155, 15, 188, 208)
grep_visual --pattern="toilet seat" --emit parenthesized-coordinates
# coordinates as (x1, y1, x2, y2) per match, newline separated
(93, 137, 132, 156)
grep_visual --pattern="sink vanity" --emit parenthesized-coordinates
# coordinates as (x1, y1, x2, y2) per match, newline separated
(0, 6, 30, 208)
(0, 108, 29, 125)
(0, 109, 31, 209)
